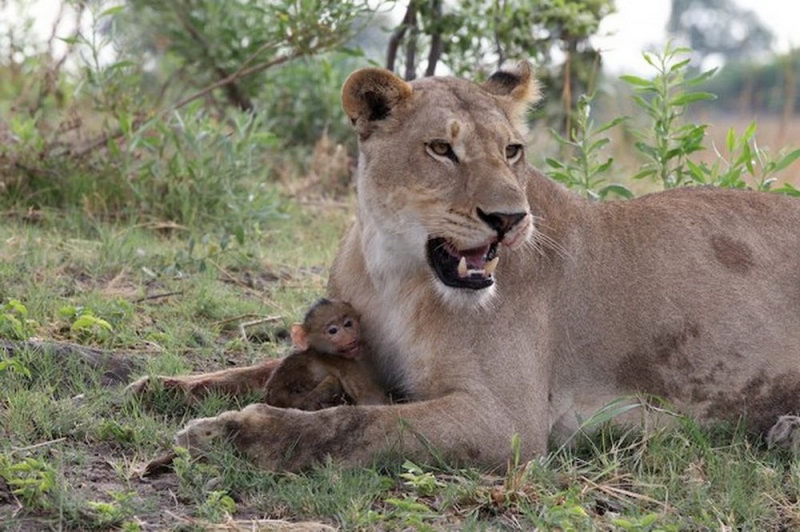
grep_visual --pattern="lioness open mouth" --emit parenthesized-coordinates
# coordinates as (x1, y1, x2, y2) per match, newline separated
(426, 237, 499, 290)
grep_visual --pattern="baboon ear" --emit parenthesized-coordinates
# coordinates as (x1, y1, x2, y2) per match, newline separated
(482, 61, 541, 127)
(290, 324, 308, 350)
(341, 68, 413, 132)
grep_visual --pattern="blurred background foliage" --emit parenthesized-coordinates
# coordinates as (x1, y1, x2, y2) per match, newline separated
(0, 0, 798, 231)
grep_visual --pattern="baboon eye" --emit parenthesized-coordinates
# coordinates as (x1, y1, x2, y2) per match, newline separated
(505, 144, 523, 161)
(426, 140, 458, 162)
(343, 318, 353, 328)
(327, 326, 338, 335)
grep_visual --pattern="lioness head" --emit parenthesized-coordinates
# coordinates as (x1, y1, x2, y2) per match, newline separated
(342, 62, 540, 305)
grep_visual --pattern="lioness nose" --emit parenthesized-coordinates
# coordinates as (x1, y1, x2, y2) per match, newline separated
(476, 209, 527, 236)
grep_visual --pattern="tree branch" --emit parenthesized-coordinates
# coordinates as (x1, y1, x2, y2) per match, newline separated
(172, 2, 253, 112)
(404, 3, 419, 81)
(424, 0, 443, 77)
(386, 1, 417, 74)
(71, 35, 324, 159)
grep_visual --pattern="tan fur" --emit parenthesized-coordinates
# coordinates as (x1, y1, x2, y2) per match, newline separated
(146, 62, 800, 472)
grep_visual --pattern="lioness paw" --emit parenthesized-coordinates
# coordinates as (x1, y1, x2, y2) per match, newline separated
(175, 416, 228, 453)
(767, 415, 800, 455)
(125, 375, 154, 396)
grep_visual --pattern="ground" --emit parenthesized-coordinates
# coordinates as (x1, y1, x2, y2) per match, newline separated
(2, 193, 800, 531)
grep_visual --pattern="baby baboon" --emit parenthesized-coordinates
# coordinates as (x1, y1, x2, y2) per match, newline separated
(264, 298, 387, 410)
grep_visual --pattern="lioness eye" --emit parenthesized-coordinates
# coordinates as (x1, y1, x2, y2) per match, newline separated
(426, 140, 458, 162)
(505, 144, 523, 160)
(429, 140, 450, 155)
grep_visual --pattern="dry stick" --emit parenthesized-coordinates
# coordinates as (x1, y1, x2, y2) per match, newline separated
(239, 316, 282, 342)
(11, 438, 68, 454)
(211, 313, 262, 327)
(133, 290, 184, 304)
(204, 258, 284, 314)
(580, 475, 674, 512)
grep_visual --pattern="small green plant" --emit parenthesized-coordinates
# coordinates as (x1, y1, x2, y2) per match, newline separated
(613, 512, 669, 532)
(173, 446, 238, 522)
(547, 95, 632, 200)
(0, 356, 32, 377)
(0, 454, 58, 510)
(381, 496, 437, 531)
(197, 490, 237, 522)
(685, 121, 800, 191)
(86, 491, 138, 529)
(59, 305, 114, 343)
(399, 461, 445, 496)
(621, 42, 717, 189)
(0, 299, 37, 340)
(534, 492, 592, 530)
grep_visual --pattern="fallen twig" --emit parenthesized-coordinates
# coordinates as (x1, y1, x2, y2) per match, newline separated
(134, 290, 184, 304)
(11, 438, 68, 455)
(239, 316, 282, 342)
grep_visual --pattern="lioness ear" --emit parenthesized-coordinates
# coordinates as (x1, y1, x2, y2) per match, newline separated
(482, 61, 541, 127)
(341, 68, 413, 133)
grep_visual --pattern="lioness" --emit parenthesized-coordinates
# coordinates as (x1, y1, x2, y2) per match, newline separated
(134, 62, 800, 471)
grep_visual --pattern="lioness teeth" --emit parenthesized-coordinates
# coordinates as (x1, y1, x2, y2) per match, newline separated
(484, 256, 499, 276)
(458, 257, 468, 278)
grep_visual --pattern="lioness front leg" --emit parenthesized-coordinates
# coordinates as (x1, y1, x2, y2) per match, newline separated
(175, 393, 545, 471)
(126, 359, 283, 401)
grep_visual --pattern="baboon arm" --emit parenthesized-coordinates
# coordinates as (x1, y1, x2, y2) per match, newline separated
(126, 358, 283, 399)
(300, 375, 346, 410)
(339, 374, 388, 406)
(175, 392, 544, 471)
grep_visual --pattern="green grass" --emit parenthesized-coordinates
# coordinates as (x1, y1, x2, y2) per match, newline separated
(2, 197, 800, 531)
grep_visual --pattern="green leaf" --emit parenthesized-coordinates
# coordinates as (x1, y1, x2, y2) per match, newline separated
(107, 60, 136, 72)
(100, 5, 126, 18)
(668, 57, 692, 73)
(548, 128, 570, 145)
(632, 168, 657, 180)
(545, 157, 565, 169)
(743, 121, 758, 142)
(4, 299, 28, 317)
(234, 225, 246, 246)
(634, 141, 659, 160)
(580, 397, 642, 428)
(596, 158, 614, 174)
(71, 315, 113, 333)
(599, 184, 634, 199)
(619, 74, 652, 87)
(642, 52, 658, 69)
(58, 36, 81, 45)
(742, 143, 755, 174)
(385, 497, 432, 513)
(774, 183, 800, 197)
(686, 67, 718, 86)
(588, 138, 611, 153)
(669, 92, 716, 106)
(631, 94, 654, 113)
(771, 149, 800, 173)
(594, 116, 628, 135)
(726, 128, 736, 153)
